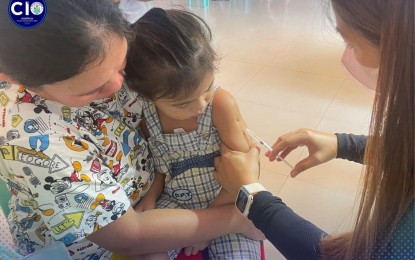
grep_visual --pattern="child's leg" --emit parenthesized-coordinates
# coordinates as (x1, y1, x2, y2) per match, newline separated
(208, 233, 262, 259)
(128, 252, 169, 260)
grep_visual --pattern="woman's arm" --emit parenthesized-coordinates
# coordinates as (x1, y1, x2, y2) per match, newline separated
(249, 192, 326, 260)
(214, 145, 326, 259)
(335, 133, 367, 164)
(86, 204, 262, 256)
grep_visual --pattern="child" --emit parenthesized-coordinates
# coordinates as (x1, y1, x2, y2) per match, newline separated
(125, 8, 261, 260)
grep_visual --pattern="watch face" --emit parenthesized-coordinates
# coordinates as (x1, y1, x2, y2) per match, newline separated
(236, 189, 248, 214)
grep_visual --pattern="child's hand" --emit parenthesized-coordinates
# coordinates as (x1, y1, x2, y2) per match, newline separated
(135, 171, 164, 212)
(135, 196, 157, 212)
(183, 240, 211, 256)
(208, 188, 235, 207)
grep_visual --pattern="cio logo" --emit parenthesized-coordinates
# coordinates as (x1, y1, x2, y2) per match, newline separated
(8, 0, 47, 29)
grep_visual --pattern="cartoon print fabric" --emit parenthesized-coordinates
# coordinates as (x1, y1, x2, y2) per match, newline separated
(0, 82, 153, 259)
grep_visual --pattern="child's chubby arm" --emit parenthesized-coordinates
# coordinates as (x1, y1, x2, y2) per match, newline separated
(134, 171, 165, 212)
(212, 88, 251, 152)
(210, 87, 252, 207)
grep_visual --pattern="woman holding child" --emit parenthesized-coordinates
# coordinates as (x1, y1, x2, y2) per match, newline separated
(0, 1, 260, 259)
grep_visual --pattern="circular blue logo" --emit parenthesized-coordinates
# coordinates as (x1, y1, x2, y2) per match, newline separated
(8, 0, 47, 29)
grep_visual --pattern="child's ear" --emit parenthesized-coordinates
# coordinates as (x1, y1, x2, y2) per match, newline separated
(0, 73, 18, 84)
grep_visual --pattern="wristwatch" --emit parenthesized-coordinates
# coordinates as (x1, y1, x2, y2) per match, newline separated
(235, 183, 267, 216)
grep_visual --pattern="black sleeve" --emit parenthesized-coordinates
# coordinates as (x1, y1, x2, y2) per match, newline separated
(335, 133, 368, 164)
(249, 191, 327, 260)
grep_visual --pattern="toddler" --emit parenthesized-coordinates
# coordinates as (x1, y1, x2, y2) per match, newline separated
(125, 8, 261, 260)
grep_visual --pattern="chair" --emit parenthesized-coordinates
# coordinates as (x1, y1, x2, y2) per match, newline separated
(176, 241, 266, 260)
(176, 249, 209, 260)
(112, 241, 265, 259)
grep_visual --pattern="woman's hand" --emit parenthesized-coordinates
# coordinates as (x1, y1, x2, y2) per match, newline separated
(266, 128, 338, 177)
(214, 144, 260, 197)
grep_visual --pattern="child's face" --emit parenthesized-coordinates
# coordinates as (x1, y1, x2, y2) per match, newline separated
(154, 72, 215, 121)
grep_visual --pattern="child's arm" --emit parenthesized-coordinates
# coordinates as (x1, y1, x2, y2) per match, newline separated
(210, 87, 252, 207)
(135, 171, 165, 212)
(212, 88, 251, 152)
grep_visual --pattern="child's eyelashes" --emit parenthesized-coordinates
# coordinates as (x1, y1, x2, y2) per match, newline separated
(204, 84, 212, 93)
(174, 103, 190, 108)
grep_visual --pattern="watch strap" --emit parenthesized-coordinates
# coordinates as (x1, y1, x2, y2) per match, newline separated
(237, 183, 267, 216)
(242, 183, 267, 195)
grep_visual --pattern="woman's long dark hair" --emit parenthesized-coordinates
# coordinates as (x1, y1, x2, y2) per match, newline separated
(321, 0, 414, 258)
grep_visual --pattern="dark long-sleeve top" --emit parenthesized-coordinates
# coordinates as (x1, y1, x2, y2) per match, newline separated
(249, 133, 414, 259)
(335, 133, 367, 163)
(248, 134, 365, 259)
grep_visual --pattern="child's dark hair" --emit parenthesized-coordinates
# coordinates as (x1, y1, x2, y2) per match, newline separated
(125, 8, 217, 101)
(0, 0, 133, 88)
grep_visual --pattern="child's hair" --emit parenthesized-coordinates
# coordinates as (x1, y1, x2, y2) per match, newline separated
(125, 8, 217, 101)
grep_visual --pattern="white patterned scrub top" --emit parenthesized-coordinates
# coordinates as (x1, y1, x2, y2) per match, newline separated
(0, 82, 153, 259)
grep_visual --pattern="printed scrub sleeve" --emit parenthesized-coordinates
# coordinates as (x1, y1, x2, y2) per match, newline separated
(0, 82, 153, 260)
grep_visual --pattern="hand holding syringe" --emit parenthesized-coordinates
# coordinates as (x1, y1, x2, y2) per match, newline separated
(246, 128, 294, 169)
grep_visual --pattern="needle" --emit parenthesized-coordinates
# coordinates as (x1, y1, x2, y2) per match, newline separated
(246, 128, 294, 169)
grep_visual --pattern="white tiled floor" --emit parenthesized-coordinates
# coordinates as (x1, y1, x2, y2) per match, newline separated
(143, 1, 375, 259)
(0, 1, 375, 259)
